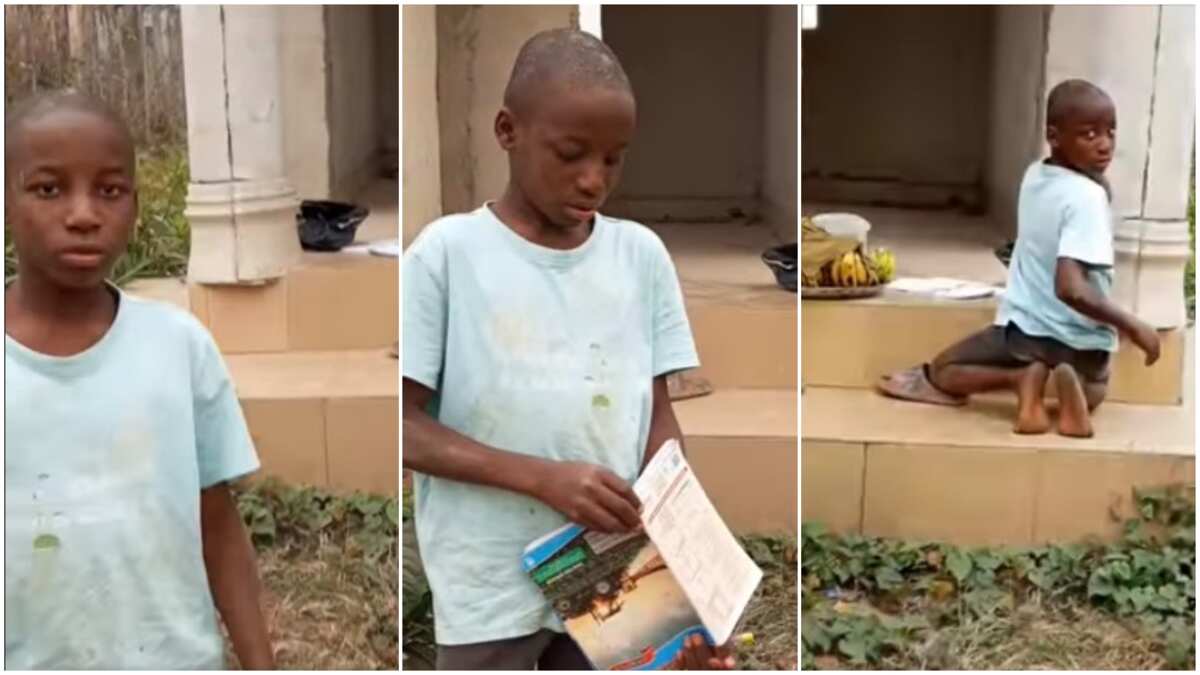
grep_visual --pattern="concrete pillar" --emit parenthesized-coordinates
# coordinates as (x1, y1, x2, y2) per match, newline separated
(402, 4, 442, 246)
(181, 5, 301, 284)
(1046, 5, 1194, 328)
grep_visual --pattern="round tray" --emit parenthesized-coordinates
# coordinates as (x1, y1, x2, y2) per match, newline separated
(801, 285, 885, 300)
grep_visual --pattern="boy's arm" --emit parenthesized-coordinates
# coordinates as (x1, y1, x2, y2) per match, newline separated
(1055, 257, 1160, 364)
(201, 483, 275, 670)
(640, 375, 684, 472)
(402, 378, 641, 533)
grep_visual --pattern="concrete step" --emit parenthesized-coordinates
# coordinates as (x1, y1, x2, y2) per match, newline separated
(126, 251, 398, 355)
(675, 388, 797, 534)
(801, 386, 1194, 547)
(226, 349, 398, 496)
(801, 289, 1186, 405)
(192, 251, 397, 354)
(656, 223, 797, 391)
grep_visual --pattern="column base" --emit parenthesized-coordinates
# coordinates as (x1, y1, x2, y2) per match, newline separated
(185, 178, 302, 284)
(1114, 218, 1191, 330)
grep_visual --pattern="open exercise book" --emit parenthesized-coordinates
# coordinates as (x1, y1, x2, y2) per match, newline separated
(521, 440, 763, 670)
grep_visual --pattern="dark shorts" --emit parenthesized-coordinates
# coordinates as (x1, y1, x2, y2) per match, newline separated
(436, 629, 592, 670)
(941, 322, 1112, 385)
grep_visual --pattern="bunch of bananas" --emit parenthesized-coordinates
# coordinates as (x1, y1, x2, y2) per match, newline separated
(802, 247, 897, 288)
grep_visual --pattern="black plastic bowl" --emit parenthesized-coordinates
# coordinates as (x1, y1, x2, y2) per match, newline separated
(761, 243, 798, 293)
(296, 200, 370, 252)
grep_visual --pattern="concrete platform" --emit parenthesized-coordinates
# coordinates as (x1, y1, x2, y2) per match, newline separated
(801, 385, 1194, 546)
(802, 289, 1187, 405)
(227, 350, 398, 496)
(675, 388, 797, 534)
(655, 223, 797, 390)
(802, 202, 1008, 284)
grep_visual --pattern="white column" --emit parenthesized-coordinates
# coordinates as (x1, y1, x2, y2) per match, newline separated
(181, 5, 301, 284)
(1047, 5, 1194, 329)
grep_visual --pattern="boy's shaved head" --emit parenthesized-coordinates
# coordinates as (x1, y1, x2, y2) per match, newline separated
(5, 90, 135, 176)
(503, 29, 634, 118)
(1046, 79, 1112, 126)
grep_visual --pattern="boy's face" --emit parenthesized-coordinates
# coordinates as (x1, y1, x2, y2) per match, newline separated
(1048, 96, 1116, 176)
(498, 81, 636, 228)
(5, 109, 137, 290)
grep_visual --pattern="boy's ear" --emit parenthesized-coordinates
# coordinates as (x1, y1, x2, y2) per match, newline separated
(1046, 124, 1060, 150)
(495, 107, 518, 151)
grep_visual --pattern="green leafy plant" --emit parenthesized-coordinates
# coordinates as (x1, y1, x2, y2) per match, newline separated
(802, 483, 1195, 669)
(235, 479, 398, 563)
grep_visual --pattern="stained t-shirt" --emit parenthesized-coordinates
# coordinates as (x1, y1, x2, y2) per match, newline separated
(996, 160, 1119, 351)
(403, 204, 700, 645)
(4, 288, 259, 669)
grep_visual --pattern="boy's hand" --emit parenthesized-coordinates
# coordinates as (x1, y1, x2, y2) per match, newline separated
(669, 634, 735, 670)
(536, 461, 641, 533)
(1129, 321, 1161, 365)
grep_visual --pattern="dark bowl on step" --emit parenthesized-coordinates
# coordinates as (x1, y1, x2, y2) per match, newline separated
(296, 200, 370, 252)
(761, 243, 798, 293)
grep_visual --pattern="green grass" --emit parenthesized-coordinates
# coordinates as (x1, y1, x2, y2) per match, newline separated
(4, 145, 190, 286)
(802, 484, 1195, 670)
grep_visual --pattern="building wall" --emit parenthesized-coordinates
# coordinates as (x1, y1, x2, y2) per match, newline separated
(984, 6, 1047, 238)
(280, 5, 331, 200)
(436, 5, 577, 216)
(603, 5, 765, 221)
(801, 6, 991, 206)
(327, 4, 380, 200)
(763, 4, 798, 241)
(377, 4, 399, 157)
(402, 4, 441, 244)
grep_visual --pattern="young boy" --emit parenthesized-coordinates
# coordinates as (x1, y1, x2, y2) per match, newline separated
(403, 30, 734, 670)
(4, 92, 274, 669)
(879, 79, 1161, 437)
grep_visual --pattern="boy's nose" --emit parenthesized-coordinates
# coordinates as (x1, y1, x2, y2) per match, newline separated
(576, 162, 606, 197)
(64, 196, 102, 232)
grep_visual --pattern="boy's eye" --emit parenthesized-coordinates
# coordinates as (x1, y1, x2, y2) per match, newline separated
(99, 184, 128, 199)
(557, 148, 583, 162)
(31, 183, 60, 198)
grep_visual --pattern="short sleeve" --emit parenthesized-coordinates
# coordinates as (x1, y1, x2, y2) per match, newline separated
(190, 327, 259, 488)
(1058, 184, 1114, 266)
(402, 247, 447, 390)
(649, 241, 700, 376)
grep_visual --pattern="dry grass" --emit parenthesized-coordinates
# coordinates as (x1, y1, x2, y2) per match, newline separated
(737, 536, 800, 670)
(224, 484, 399, 670)
(891, 600, 1167, 671)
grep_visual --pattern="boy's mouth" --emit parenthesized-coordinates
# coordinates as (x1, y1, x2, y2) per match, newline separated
(58, 246, 107, 269)
(564, 204, 597, 222)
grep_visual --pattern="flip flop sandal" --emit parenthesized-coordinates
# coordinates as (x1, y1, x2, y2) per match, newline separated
(877, 364, 967, 407)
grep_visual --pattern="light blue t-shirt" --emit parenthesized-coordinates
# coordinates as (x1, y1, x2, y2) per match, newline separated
(403, 204, 700, 645)
(4, 288, 259, 669)
(996, 161, 1119, 351)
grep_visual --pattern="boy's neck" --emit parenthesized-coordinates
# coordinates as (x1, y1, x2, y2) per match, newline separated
(1045, 155, 1111, 197)
(492, 186, 592, 251)
(5, 275, 118, 355)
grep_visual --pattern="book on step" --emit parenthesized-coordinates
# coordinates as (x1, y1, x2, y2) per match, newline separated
(521, 439, 763, 670)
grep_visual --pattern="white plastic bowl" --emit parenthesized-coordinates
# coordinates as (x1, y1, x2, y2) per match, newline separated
(812, 212, 871, 246)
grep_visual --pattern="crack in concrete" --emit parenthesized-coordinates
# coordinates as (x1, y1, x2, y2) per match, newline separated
(1133, 6, 1165, 316)
(219, 6, 239, 279)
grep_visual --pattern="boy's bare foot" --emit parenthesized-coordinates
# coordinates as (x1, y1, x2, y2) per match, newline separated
(1013, 361, 1051, 434)
(1053, 363, 1094, 438)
